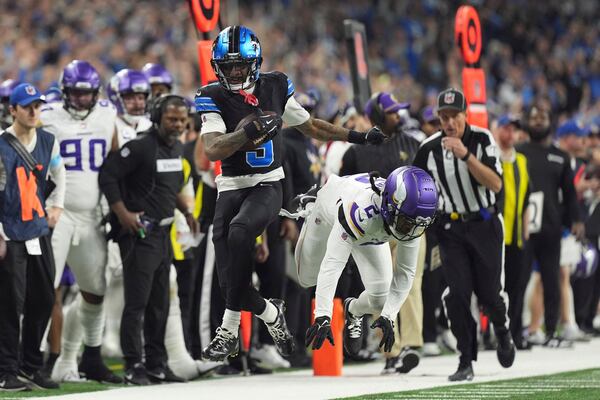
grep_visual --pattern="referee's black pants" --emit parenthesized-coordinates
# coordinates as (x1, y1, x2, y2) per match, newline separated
(504, 243, 530, 345)
(119, 227, 171, 370)
(212, 181, 282, 313)
(438, 215, 509, 365)
(526, 230, 561, 337)
(0, 235, 55, 375)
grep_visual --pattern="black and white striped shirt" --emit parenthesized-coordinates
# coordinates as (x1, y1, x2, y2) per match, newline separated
(413, 124, 503, 214)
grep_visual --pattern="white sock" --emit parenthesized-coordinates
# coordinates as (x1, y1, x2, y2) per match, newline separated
(80, 299, 104, 347)
(165, 266, 198, 379)
(257, 300, 278, 324)
(221, 309, 241, 336)
(61, 296, 83, 362)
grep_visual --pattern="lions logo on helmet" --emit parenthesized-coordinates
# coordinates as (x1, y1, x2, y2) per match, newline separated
(380, 166, 438, 241)
(211, 25, 263, 92)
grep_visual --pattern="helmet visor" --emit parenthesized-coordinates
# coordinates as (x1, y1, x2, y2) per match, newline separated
(389, 212, 435, 241)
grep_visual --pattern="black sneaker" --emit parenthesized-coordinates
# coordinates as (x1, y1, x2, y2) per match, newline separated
(543, 334, 574, 349)
(79, 347, 123, 384)
(202, 327, 239, 361)
(0, 374, 30, 392)
(147, 366, 187, 383)
(381, 356, 399, 375)
(265, 299, 295, 357)
(396, 347, 421, 373)
(343, 297, 363, 357)
(448, 362, 474, 382)
(496, 330, 516, 368)
(124, 363, 150, 386)
(17, 369, 59, 389)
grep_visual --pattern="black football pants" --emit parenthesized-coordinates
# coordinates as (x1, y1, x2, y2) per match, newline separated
(504, 243, 530, 344)
(437, 215, 509, 365)
(212, 181, 282, 313)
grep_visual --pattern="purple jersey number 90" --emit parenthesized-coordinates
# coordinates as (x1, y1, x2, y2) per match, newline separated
(60, 138, 107, 172)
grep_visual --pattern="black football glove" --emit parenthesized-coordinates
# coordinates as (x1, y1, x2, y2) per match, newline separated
(243, 113, 283, 143)
(370, 316, 395, 352)
(348, 127, 386, 145)
(305, 316, 334, 350)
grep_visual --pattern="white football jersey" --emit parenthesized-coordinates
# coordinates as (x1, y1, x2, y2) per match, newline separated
(115, 116, 152, 148)
(40, 100, 117, 211)
(321, 173, 392, 245)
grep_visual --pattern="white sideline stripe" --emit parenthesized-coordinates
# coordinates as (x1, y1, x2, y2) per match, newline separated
(42, 338, 600, 400)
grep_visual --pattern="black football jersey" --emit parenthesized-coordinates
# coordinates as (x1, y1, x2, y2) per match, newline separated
(195, 72, 293, 177)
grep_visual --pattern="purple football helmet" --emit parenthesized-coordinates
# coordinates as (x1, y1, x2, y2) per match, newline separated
(107, 69, 150, 117)
(60, 60, 101, 119)
(380, 166, 438, 241)
(0, 79, 20, 128)
(142, 63, 173, 95)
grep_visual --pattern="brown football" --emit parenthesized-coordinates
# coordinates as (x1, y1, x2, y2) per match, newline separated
(235, 111, 278, 151)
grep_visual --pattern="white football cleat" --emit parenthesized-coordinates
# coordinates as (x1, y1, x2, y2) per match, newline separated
(196, 360, 222, 377)
(169, 357, 200, 380)
(51, 358, 85, 382)
(251, 344, 291, 369)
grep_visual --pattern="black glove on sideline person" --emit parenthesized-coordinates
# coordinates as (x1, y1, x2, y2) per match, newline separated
(348, 127, 386, 145)
(371, 316, 395, 352)
(305, 316, 334, 350)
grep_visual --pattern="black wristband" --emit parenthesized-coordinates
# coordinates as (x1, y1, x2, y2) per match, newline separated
(348, 130, 366, 144)
(461, 151, 471, 162)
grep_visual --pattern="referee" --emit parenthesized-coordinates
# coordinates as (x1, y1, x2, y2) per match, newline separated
(413, 88, 514, 382)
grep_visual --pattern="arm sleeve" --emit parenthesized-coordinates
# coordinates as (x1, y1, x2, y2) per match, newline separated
(282, 95, 310, 127)
(481, 134, 503, 176)
(46, 140, 66, 209)
(561, 159, 582, 225)
(98, 142, 144, 205)
(199, 112, 227, 135)
(313, 222, 354, 319)
(380, 237, 421, 320)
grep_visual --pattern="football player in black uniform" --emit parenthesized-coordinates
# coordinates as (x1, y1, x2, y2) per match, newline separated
(194, 25, 384, 361)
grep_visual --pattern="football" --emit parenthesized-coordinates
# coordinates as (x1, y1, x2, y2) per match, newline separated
(235, 111, 278, 151)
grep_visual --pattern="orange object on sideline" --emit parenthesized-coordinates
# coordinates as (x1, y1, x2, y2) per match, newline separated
(240, 311, 252, 352)
(197, 40, 217, 86)
(311, 298, 343, 376)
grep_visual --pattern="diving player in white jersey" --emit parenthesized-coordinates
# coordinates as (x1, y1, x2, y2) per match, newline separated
(291, 167, 438, 356)
(41, 60, 121, 384)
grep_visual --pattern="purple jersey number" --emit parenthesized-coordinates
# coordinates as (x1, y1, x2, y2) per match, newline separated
(60, 138, 107, 171)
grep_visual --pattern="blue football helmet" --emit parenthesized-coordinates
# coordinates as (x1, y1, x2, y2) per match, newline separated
(211, 25, 262, 91)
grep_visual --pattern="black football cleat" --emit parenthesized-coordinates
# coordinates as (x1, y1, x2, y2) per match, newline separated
(147, 366, 187, 384)
(0, 373, 30, 392)
(265, 299, 295, 357)
(448, 362, 474, 382)
(396, 347, 421, 373)
(124, 363, 150, 386)
(17, 369, 59, 390)
(78, 347, 123, 384)
(202, 327, 240, 362)
(496, 330, 516, 368)
(343, 297, 363, 357)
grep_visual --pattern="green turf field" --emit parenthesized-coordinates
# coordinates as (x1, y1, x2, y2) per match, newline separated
(341, 368, 600, 400)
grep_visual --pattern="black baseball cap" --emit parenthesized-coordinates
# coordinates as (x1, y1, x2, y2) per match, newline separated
(437, 88, 466, 112)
